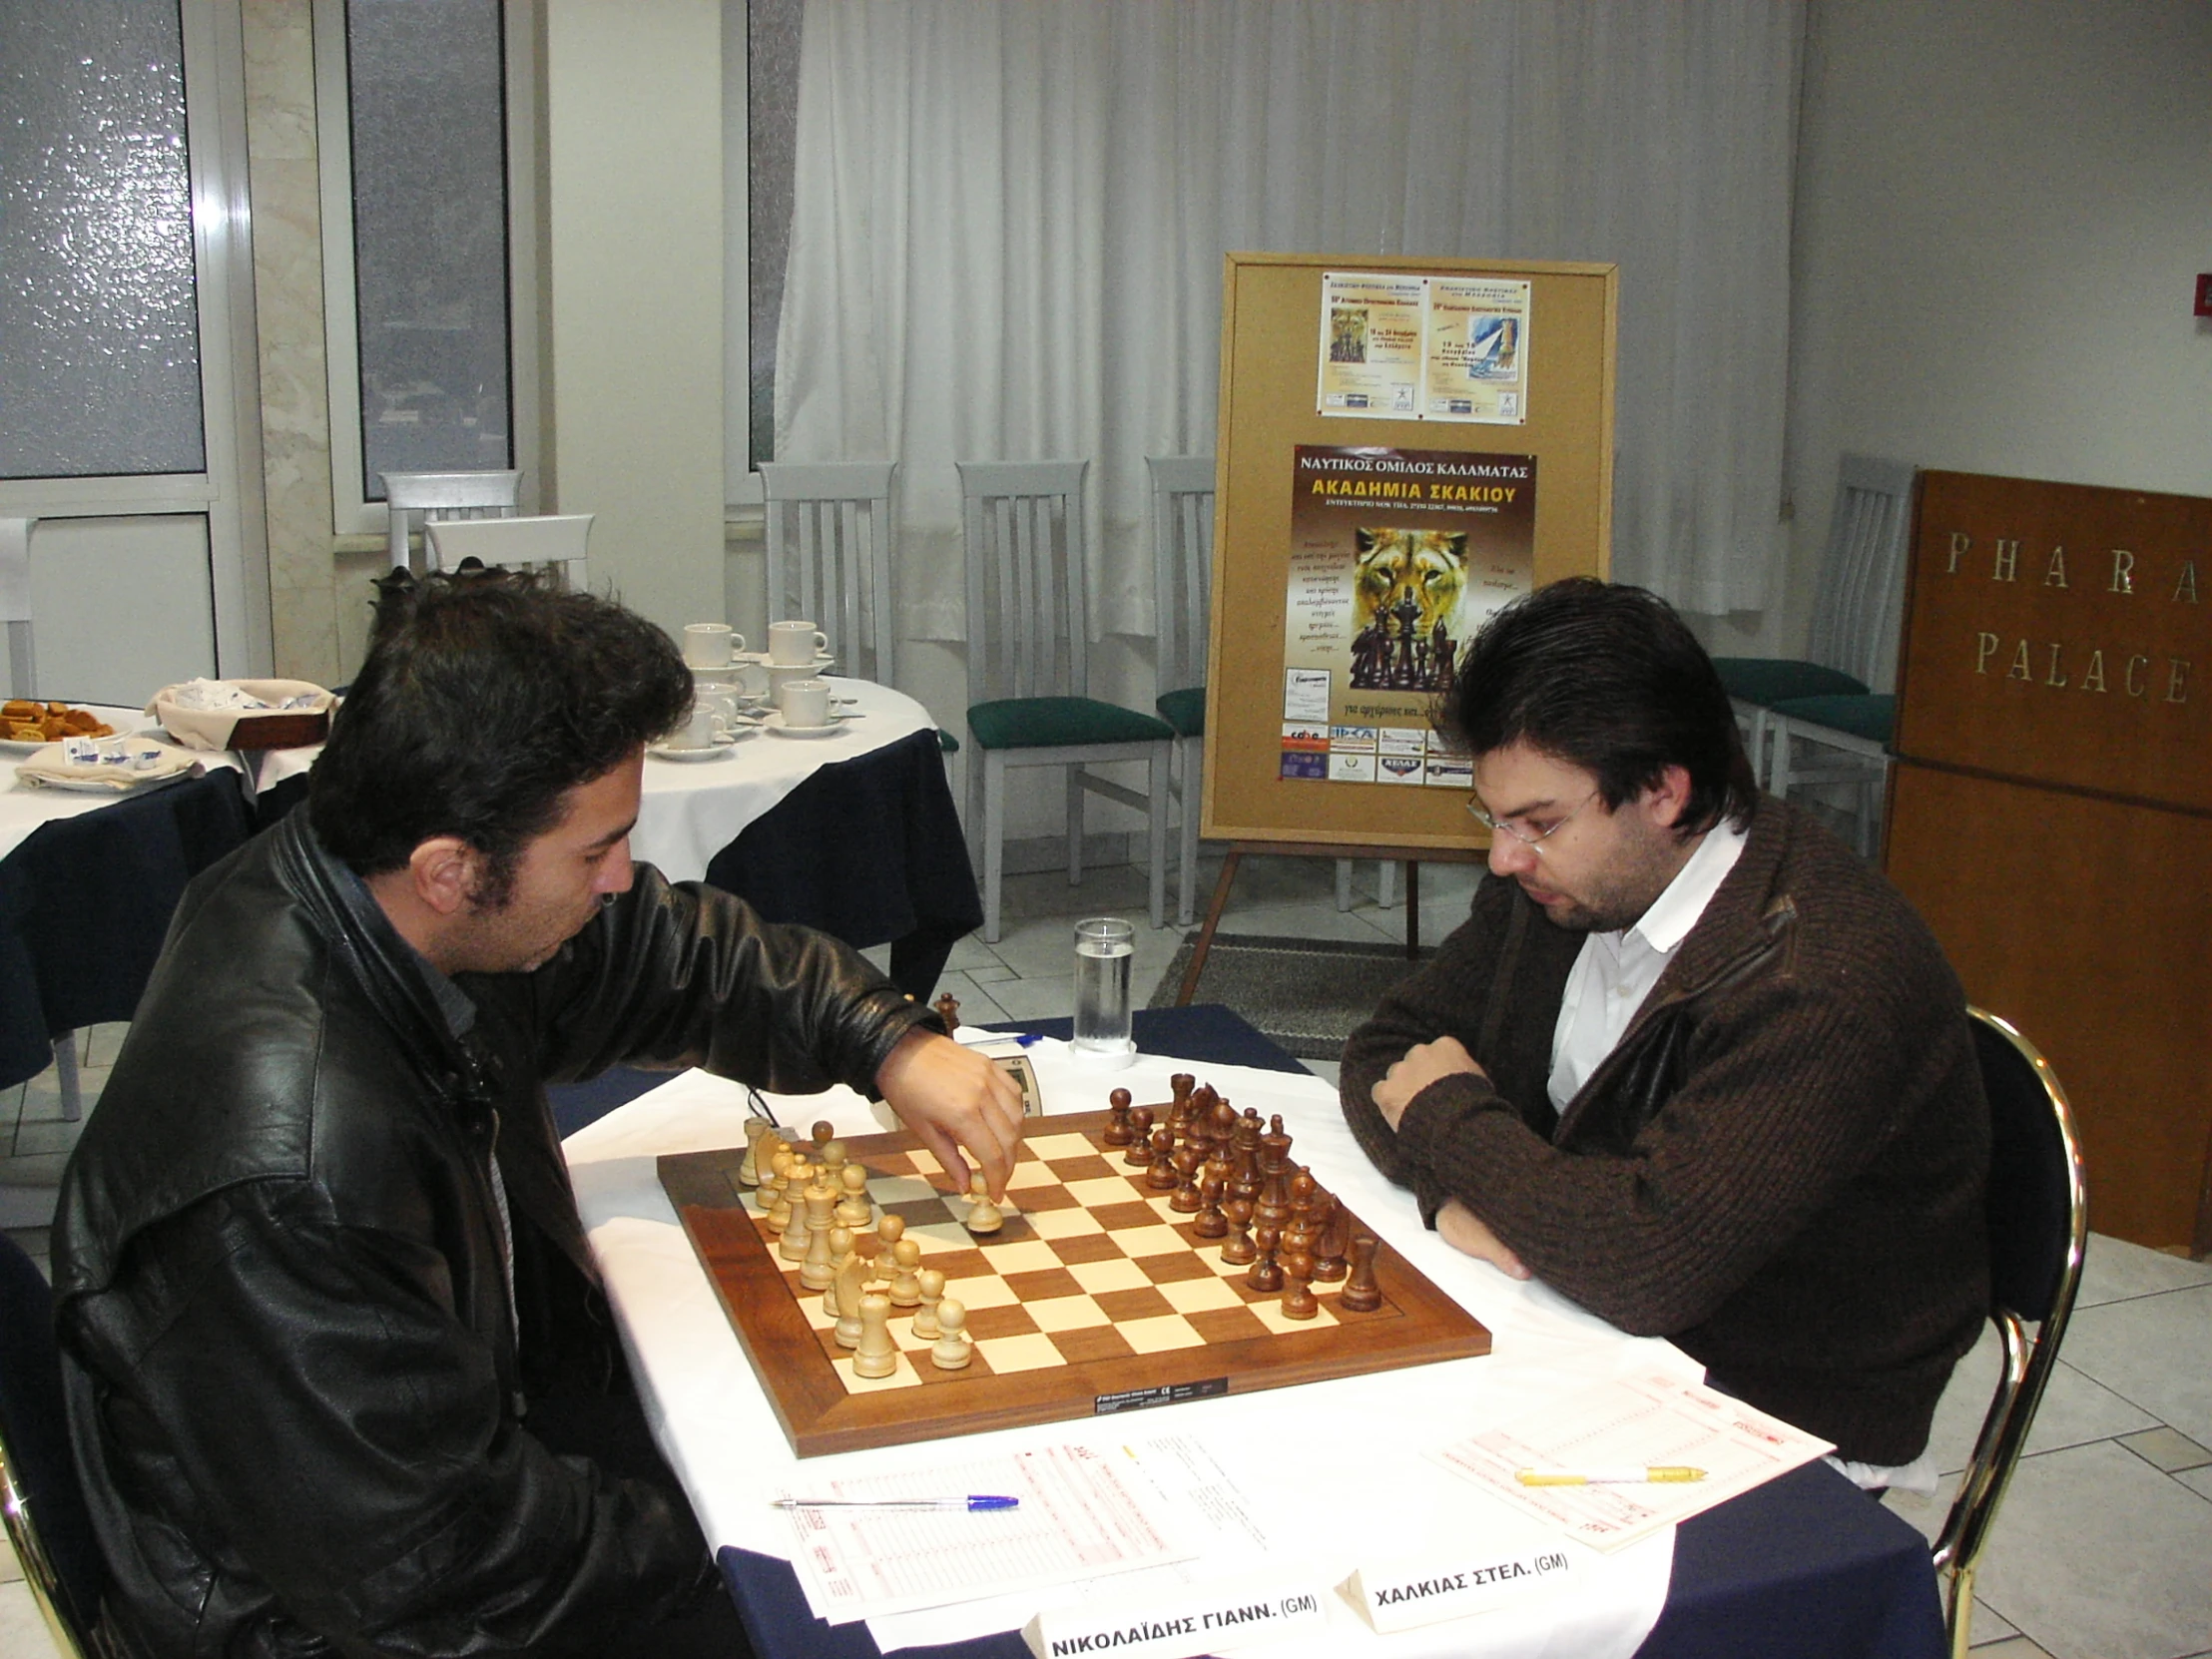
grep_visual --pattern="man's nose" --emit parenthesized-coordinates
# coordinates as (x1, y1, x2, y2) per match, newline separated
(1487, 830, 1534, 878)
(599, 840, 635, 896)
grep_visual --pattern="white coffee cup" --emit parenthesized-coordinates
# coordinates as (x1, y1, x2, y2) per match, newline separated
(778, 677, 831, 729)
(672, 702, 730, 749)
(768, 620, 829, 666)
(725, 661, 771, 702)
(683, 623, 741, 668)
(767, 662, 820, 702)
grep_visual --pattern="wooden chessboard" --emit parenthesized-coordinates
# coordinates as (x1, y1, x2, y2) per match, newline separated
(659, 1108, 1491, 1457)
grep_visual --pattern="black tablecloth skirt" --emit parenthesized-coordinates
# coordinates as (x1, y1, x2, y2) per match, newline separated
(0, 771, 256, 1089)
(705, 728, 980, 1003)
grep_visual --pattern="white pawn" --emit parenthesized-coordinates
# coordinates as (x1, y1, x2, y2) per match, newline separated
(929, 1297, 973, 1371)
(910, 1268, 946, 1340)
(836, 1162, 873, 1229)
(964, 1173, 1004, 1235)
(755, 1141, 787, 1219)
(886, 1238, 923, 1307)
(852, 1292, 898, 1380)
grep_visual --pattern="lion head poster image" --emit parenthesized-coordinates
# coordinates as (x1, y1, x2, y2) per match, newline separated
(1280, 445, 1535, 787)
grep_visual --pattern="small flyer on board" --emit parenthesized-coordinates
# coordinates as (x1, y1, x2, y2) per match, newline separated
(1316, 273, 1532, 424)
(1424, 276, 1531, 423)
(1279, 445, 1536, 786)
(1316, 272, 1425, 418)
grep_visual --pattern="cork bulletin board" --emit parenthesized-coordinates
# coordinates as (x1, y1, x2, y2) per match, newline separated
(1201, 254, 1618, 849)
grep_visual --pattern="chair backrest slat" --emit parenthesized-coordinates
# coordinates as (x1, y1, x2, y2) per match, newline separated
(957, 459, 1092, 715)
(1148, 455, 1216, 694)
(759, 462, 897, 685)
(381, 469, 522, 574)
(1808, 453, 1915, 693)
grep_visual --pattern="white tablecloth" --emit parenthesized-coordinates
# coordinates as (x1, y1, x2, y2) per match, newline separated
(564, 1043, 1693, 1659)
(0, 706, 243, 862)
(253, 678, 937, 884)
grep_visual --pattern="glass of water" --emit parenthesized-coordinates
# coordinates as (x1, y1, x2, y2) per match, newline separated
(1071, 916, 1137, 1068)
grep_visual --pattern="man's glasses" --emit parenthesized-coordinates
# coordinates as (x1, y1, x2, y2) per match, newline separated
(1465, 789, 1598, 850)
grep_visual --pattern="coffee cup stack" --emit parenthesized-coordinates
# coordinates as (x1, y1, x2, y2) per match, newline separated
(769, 620, 829, 666)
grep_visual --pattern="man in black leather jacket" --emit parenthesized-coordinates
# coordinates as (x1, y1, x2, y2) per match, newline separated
(53, 577, 1024, 1657)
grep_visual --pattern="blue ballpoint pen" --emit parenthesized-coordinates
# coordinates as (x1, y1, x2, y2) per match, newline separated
(773, 1495, 1020, 1511)
(958, 1031, 1043, 1049)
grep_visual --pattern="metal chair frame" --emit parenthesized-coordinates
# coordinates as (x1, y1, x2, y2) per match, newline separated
(0, 1234, 119, 1658)
(1935, 1008, 2089, 1657)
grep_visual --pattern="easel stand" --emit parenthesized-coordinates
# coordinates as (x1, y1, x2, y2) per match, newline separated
(1175, 841, 1487, 1005)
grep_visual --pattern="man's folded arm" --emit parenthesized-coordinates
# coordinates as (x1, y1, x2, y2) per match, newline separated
(1394, 984, 1918, 1335)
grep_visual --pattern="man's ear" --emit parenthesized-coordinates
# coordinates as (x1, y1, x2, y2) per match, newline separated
(1642, 764, 1695, 831)
(408, 835, 482, 917)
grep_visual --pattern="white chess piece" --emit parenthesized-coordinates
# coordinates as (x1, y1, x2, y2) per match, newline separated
(852, 1293, 898, 1380)
(928, 1298, 973, 1371)
(911, 1268, 946, 1340)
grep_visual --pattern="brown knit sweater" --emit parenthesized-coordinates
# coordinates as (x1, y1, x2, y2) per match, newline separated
(1341, 798, 1988, 1464)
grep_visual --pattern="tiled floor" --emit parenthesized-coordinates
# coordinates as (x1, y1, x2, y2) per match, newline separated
(4, 850, 2208, 1659)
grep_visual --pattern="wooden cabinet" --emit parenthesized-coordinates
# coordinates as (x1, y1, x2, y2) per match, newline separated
(1886, 471, 2211, 1254)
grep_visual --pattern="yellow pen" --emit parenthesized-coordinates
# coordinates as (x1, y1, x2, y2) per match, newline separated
(1514, 1465, 1707, 1485)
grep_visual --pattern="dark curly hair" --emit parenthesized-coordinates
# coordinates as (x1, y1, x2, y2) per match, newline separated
(308, 573, 693, 901)
(1442, 577, 1756, 838)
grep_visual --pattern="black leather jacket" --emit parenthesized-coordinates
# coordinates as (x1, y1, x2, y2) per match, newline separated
(53, 811, 931, 1657)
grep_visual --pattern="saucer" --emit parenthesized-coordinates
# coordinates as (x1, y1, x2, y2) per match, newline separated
(767, 717, 845, 740)
(648, 732, 748, 761)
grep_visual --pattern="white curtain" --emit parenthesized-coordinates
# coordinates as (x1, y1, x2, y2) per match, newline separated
(776, 0, 1802, 646)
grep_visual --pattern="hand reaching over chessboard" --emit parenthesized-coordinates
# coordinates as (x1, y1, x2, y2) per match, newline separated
(872, 1028, 1027, 1199)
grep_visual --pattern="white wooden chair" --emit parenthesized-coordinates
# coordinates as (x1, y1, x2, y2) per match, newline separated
(423, 513, 593, 591)
(1716, 453, 1916, 808)
(1147, 456, 1214, 927)
(1761, 456, 1917, 854)
(380, 469, 521, 574)
(760, 461, 898, 685)
(958, 459, 1172, 943)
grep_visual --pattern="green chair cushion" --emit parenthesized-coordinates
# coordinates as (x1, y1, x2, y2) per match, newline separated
(1713, 657, 1870, 707)
(1156, 686, 1206, 738)
(936, 728, 961, 755)
(968, 697, 1176, 751)
(1771, 692, 1895, 745)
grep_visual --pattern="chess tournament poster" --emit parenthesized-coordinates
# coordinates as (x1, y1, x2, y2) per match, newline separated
(1280, 445, 1536, 786)
(1315, 272, 1424, 417)
(1423, 276, 1532, 423)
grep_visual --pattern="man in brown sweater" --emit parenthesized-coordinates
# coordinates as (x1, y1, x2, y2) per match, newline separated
(1342, 579, 1987, 1474)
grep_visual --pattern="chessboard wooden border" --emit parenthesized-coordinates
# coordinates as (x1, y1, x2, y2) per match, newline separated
(660, 1108, 1492, 1457)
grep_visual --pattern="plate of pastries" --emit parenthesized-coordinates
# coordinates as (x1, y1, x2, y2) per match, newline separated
(0, 700, 120, 754)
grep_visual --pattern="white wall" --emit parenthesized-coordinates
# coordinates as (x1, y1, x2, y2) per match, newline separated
(1709, 0, 2212, 657)
(542, 1, 725, 637)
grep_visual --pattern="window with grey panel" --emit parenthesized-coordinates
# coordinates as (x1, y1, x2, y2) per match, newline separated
(0, 0, 205, 481)
(345, 0, 511, 499)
